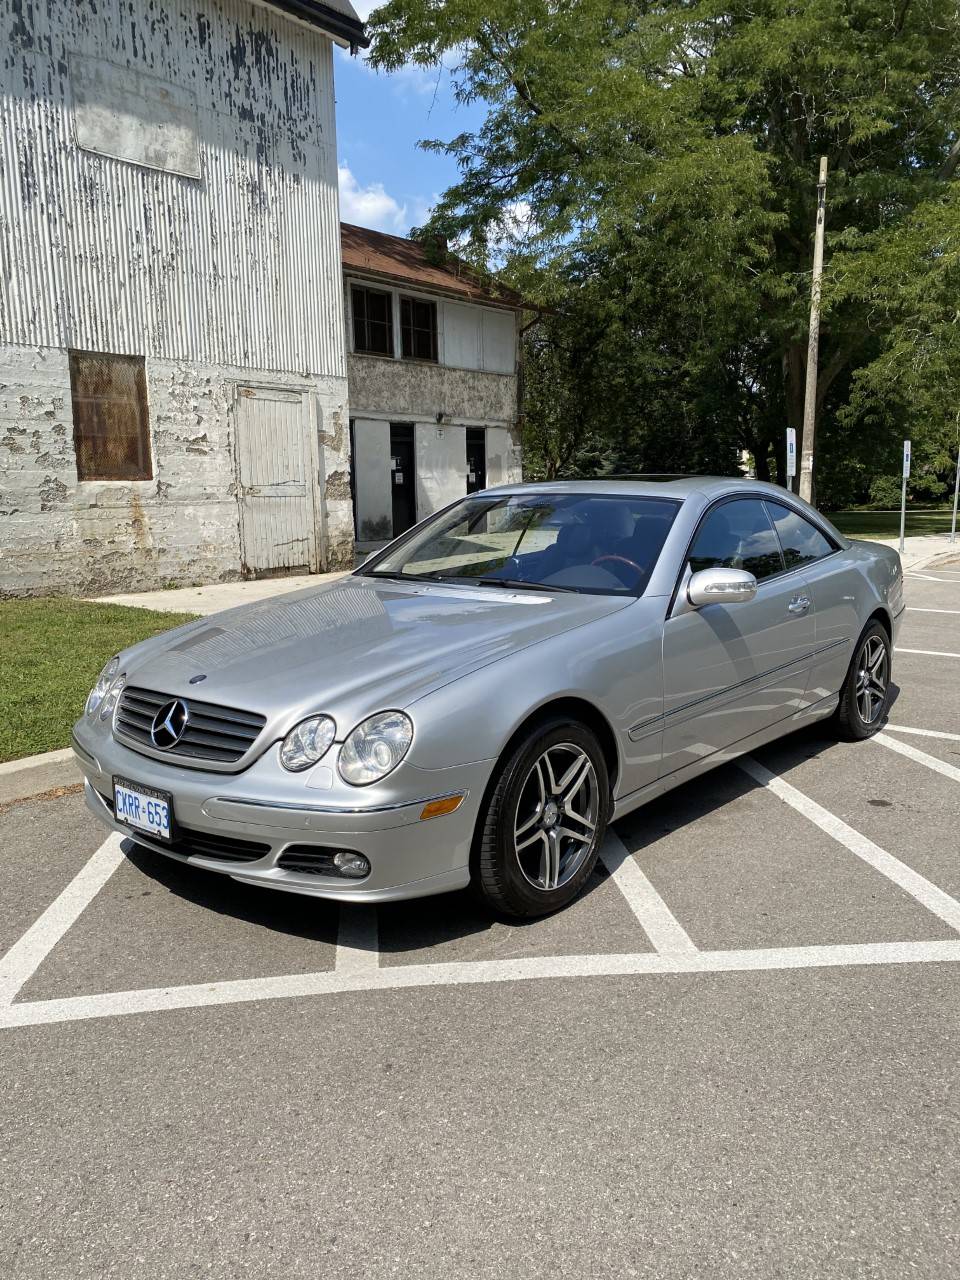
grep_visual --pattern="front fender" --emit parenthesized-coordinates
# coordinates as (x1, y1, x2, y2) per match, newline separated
(404, 598, 667, 798)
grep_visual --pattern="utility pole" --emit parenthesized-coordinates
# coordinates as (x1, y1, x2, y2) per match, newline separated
(799, 156, 828, 505)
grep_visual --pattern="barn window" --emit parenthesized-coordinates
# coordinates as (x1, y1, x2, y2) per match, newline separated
(352, 285, 395, 356)
(400, 296, 438, 362)
(69, 351, 152, 481)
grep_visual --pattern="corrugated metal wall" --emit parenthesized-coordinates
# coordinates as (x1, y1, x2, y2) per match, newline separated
(0, 0, 345, 378)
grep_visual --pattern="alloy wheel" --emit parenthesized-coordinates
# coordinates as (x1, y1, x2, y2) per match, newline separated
(512, 743, 600, 892)
(855, 634, 889, 724)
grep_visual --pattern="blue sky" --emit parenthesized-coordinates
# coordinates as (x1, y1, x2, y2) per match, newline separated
(333, 32, 484, 235)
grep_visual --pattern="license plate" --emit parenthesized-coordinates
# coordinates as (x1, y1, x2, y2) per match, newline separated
(113, 777, 174, 842)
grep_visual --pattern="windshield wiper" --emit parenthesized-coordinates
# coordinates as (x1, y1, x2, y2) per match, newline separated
(364, 570, 450, 583)
(474, 577, 580, 594)
(365, 570, 579, 593)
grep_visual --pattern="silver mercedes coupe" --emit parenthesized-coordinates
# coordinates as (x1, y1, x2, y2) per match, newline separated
(73, 478, 904, 917)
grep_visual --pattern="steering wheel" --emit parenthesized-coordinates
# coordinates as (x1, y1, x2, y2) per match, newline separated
(591, 555, 643, 577)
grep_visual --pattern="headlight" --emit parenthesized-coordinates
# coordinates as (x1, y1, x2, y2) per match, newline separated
(280, 714, 336, 772)
(99, 674, 126, 720)
(339, 711, 413, 786)
(85, 656, 120, 716)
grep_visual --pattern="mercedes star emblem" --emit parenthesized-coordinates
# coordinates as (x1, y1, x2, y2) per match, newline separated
(150, 698, 190, 750)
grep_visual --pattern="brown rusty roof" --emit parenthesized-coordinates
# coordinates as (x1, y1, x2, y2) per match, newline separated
(340, 223, 525, 309)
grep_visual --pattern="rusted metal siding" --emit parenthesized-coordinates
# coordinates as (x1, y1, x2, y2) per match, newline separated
(0, 0, 345, 379)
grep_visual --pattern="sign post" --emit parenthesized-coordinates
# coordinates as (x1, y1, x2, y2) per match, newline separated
(900, 439, 911, 555)
(785, 428, 797, 492)
(951, 441, 959, 545)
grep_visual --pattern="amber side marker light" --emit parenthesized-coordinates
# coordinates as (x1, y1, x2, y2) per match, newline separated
(419, 793, 465, 821)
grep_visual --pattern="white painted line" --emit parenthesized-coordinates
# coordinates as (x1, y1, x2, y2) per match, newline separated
(906, 607, 960, 615)
(0, 834, 125, 1007)
(896, 648, 960, 659)
(3, 939, 960, 1030)
(599, 831, 698, 955)
(737, 757, 960, 934)
(0, 747, 75, 777)
(874, 732, 960, 784)
(906, 573, 953, 583)
(334, 905, 379, 973)
(885, 725, 960, 744)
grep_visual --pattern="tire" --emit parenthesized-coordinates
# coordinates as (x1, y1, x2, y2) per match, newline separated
(831, 620, 891, 741)
(475, 718, 610, 918)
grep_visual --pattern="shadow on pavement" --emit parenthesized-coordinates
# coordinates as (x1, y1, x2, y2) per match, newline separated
(376, 871, 611, 959)
(615, 707, 897, 855)
(122, 841, 340, 946)
(119, 702, 900, 955)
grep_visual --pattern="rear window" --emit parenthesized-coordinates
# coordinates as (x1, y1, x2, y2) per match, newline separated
(766, 501, 837, 568)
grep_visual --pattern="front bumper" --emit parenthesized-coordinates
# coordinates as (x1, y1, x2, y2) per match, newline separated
(72, 720, 494, 903)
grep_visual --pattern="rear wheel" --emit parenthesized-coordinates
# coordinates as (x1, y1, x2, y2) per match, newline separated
(476, 719, 610, 918)
(832, 620, 891, 741)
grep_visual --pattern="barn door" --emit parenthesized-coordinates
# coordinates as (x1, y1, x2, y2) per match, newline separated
(234, 386, 320, 576)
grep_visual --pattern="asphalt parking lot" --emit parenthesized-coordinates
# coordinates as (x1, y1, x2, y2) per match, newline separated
(2, 564, 959, 1279)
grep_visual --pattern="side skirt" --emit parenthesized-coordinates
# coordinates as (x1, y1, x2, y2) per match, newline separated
(611, 693, 840, 824)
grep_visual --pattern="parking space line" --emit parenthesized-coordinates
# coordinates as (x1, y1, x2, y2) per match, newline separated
(906, 607, 960, 615)
(874, 732, 960, 784)
(0, 835, 125, 1007)
(599, 831, 698, 955)
(3, 939, 960, 1030)
(906, 573, 956, 583)
(738, 757, 960, 934)
(334, 906, 380, 973)
(896, 648, 960, 659)
(885, 725, 960, 743)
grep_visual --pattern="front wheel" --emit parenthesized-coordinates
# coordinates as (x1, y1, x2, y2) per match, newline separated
(832, 621, 891, 741)
(475, 719, 610, 918)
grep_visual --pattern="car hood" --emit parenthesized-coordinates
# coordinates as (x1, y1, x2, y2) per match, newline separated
(122, 576, 633, 733)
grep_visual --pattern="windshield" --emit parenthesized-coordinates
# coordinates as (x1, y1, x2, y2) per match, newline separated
(361, 493, 681, 596)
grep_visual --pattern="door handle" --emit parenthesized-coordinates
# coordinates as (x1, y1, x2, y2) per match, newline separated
(788, 595, 811, 614)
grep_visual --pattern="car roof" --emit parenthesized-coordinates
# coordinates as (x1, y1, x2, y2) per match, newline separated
(482, 476, 850, 547)
(486, 476, 777, 502)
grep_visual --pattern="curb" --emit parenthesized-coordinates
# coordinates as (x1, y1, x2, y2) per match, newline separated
(927, 551, 960, 570)
(0, 746, 75, 776)
(0, 747, 81, 806)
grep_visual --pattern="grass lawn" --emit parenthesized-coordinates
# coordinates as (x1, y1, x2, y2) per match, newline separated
(1, 599, 198, 763)
(830, 505, 956, 540)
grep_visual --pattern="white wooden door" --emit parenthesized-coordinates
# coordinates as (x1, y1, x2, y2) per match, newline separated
(235, 387, 319, 575)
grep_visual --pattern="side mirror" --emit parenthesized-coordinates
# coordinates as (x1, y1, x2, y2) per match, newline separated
(687, 567, 758, 608)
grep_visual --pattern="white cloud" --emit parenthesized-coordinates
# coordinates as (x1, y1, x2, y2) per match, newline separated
(499, 200, 536, 240)
(336, 44, 444, 99)
(483, 200, 538, 265)
(338, 163, 407, 232)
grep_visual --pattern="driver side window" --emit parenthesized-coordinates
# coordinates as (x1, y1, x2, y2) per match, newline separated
(689, 499, 785, 581)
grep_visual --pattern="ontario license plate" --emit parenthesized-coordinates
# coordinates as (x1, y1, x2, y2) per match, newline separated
(113, 777, 173, 842)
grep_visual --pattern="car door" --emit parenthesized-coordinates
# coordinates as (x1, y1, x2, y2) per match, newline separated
(660, 497, 816, 779)
(764, 499, 858, 703)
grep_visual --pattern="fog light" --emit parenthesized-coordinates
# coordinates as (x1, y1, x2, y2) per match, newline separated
(333, 850, 370, 879)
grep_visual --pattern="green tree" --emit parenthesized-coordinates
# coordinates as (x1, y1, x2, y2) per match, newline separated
(830, 185, 960, 504)
(368, 0, 960, 499)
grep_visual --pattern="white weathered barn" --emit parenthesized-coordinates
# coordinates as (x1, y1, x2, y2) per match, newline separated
(0, 0, 367, 595)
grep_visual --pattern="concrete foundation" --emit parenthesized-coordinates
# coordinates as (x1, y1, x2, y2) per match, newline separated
(0, 344, 353, 596)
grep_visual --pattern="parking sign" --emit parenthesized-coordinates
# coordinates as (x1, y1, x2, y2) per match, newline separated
(903, 439, 911, 478)
(786, 428, 797, 478)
